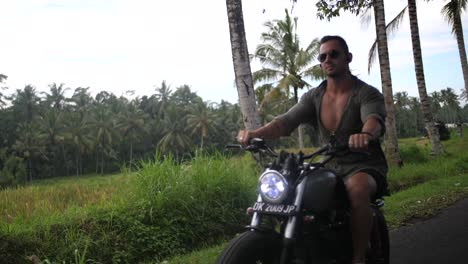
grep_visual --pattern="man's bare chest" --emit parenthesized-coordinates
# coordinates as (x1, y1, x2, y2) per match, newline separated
(320, 93, 351, 132)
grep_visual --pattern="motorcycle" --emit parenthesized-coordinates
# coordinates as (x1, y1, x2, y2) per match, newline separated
(216, 138, 389, 264)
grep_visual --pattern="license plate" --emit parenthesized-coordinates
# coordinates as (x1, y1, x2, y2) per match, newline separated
(252, 202, 297, 216)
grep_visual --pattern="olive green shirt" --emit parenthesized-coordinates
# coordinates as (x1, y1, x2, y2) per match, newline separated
(275, 77, 388, 195)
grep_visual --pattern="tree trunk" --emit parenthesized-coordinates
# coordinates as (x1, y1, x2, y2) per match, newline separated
(62, 144, 69, 176)
(95, 150, 99, 174)
(129, 140, 133, 169)
(453, 8, 468, 95)
(293, 86, 305, 149)
(76, 154, 79, 176)
(373, 0, 403, 166)
(408, 0, 443, 156)
(27, 159, 32, 182)
(226, 0, 261, 130)
(200, 134, 204, 152)
(101, 151, 104, 175)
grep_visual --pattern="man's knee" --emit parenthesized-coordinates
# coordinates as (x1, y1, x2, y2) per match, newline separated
(345, 172, 377, 207)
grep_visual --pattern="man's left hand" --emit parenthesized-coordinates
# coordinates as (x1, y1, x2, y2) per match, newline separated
(348, 133, 372, 151)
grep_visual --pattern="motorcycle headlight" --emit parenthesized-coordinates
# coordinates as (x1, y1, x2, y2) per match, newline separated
(258, 170, 288, 204)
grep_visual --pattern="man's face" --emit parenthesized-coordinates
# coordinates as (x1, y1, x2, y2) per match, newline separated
(318, 40, 349, 78)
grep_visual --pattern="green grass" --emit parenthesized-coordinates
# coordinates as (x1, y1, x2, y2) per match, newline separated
(0, 173, 130, 234)
(0, 153, 260, 263)
(1, 131, 468, 263)
(162, 131, 468, 264)
(384, 174, 468, 228)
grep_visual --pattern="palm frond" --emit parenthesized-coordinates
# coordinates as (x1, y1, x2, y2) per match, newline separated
(252, 68, 282, 84)
(301, 64, 325, 81)
(441, 0, 467, 33)
(359, 5, 373, 29)
(367, 40, 378, 74)
(387, 6, 407, 36)
(367, 6, 407, 73)
(304, 38, 321, 59)
(258, 87, 288, 112)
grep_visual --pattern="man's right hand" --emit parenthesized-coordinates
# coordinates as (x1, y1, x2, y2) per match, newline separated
(236, 120, 287, 146)
(237, 130, 253, 146)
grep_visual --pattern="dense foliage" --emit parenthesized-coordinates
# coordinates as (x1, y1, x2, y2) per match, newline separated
(0, 81, 243, 187)
(393, 88, 468, 138)
(0, 75, 467, 188)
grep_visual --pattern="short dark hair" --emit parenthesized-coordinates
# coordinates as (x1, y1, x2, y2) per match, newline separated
(320, 35, 350, 54)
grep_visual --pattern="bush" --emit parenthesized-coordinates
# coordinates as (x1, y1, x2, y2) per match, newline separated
(399, 144, 429, 164)
(0, 153, 258, 263)
(0, 155, 26, 188)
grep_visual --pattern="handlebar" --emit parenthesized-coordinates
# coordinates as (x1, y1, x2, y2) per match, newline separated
(226, 138, 278, 157)
(225, 138, 349, 160)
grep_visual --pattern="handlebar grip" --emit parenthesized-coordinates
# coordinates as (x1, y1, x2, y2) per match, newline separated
(334, 143, 349, 152)
(225, 144, 242, 149)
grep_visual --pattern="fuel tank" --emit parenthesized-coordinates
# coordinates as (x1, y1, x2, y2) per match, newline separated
(301, 168, 347, 212)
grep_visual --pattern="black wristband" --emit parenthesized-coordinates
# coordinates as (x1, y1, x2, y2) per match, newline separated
(360, 131, 374, 138)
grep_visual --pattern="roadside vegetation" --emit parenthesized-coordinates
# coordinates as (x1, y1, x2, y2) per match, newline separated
(0, 130, 467, 263)
(165, 131, 468, 264)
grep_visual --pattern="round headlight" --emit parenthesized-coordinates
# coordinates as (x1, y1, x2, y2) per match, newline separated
(258, 170, 288, 204)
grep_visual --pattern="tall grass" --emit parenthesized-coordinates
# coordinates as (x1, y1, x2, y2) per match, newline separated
(0, 152, 259, 263)
(0, 173, 130, 233)
(1, 130, 468, 263)
(387, 131, 468, 192)
(127, 152, 258, 257)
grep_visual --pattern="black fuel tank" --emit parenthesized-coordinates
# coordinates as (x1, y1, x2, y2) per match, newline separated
(302, 168, 345, 212)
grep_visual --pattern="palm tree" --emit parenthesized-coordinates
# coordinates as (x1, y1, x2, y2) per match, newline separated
(460, 88, 468, 101)
(65, 115, 93, 176)
(408, 0, 443, 155)
(11, 85, 41, 123)
(171, 85, 201, 108)
(187, 101, 219, 151)
(366, 6, 408, 73)
(118, 101, 149, 167)
(441, 0, 468, 94)
(13, 122, 46, 181)
(154, 80, 173, 119)
(393, 92, 410, 136)
(252, 9, 323, 148)
(369, 0, 403, 166)
(0, 74, 7, 109)
(89, 106, 119, 174)
(70, 87, 93, 122)
(42, 83, 70, 109)
(226, 0, 261, 131)
(211, 100, 242, 146)
(157, 106, 192, 160)
(38, 109, 67, 176)
(440, 87, 461, 123)
(408, 97, 423, 136)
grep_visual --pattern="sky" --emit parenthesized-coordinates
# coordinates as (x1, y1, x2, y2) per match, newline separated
(0, 0, 467, 104)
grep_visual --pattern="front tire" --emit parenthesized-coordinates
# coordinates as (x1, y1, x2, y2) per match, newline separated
(216, 230, 282, 264)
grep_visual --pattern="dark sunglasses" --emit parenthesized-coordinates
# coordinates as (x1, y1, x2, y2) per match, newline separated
(318, 50, 341, 63)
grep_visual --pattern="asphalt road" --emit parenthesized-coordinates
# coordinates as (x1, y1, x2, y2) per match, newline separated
(390, 198, 468, 264)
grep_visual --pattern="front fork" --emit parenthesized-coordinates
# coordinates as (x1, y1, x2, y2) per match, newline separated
(249, 177, 308, 263)
(281, 177, 307, 264)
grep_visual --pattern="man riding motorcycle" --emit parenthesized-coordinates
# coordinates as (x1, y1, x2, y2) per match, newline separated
(237, 35, 389, 264)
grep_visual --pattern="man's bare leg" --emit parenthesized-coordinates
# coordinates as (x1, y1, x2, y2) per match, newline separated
(345, 172, 376, 264)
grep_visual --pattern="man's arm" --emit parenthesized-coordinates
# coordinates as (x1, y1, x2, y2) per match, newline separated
(348, 117, 383, 151)
(361, 117, 383, 140)
(237, 119, 289, 145)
